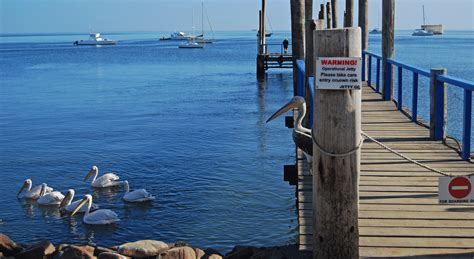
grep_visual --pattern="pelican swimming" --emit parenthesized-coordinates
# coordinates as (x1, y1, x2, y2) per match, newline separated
(17, 179, 54, 199)
(84, 165, 123, 188)
(123, 180, 155, 202)
(267, 96, 313, 161)
(71, 194, 120, 225)
(37, 183, 65, 206)
(59, 189, 99, 213)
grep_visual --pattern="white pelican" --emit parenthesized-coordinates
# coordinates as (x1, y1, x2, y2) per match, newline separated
(59, 189, 99, 213)
(37, 183, 65, 206)
(267, 96, 313, 160)
(85, 166, 123, 188)
(71, 194, 120, 225)
(123, 180, 155, 202)
(17, 179, 54, 199)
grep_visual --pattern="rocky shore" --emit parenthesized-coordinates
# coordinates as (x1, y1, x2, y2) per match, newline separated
(1, 233, 311, 259)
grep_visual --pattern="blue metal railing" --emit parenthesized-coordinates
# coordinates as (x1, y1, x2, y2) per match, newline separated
(296, 60, 314, 126)
(362, 50, 473, 160)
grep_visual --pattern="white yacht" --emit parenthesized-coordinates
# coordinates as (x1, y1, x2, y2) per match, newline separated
(412, 29, 433, 36)
(74, 33, 117, 45)
(160, 31, 195, 41)
(178, 40, 203, 49)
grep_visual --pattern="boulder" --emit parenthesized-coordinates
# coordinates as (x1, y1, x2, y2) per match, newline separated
(224, 246, 258, 259)
(59, 245, 94, 259)
(195, 248, 205, 258)
(117, 240, 168, 258)
(158, 246, 195, 259)
(0, 234, 22, 257)
(97, 252, 130, 259)
(93, 246, 116, 256)
(203, 248, 223, 259)
(172, 241, 188, 248)
(14, 240, 55, 259)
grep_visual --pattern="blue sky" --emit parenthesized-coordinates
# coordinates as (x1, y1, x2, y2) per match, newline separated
(1, 0, 473, 33)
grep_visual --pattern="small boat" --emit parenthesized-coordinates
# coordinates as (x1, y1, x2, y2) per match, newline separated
(160, 31, 195, 41)
(412, 29, 433, 36)
(369, 28, 382, 34)
(74, 33, 117, 45)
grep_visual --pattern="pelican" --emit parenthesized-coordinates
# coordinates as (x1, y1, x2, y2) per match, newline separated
(59, 189, 99, 213)
(71, 194, 120, 225)
(37, 183, 65, 206)
(84, 165, 123, 188)
(123, 180, 155, 202)
(266, 96, 313, 161)
(17, 179, 54, 199)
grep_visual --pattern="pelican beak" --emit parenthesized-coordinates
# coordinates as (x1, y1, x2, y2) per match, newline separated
(71, 198, 88, 216)
(266, 97, 301, 123)
(84, 169, 94, 182)
(17, 182, 28, 198)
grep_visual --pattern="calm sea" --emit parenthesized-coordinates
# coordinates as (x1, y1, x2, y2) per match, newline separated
(0, 30, 472, 252)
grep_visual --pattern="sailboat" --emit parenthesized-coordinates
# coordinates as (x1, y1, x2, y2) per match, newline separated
(369, 6, 382, 34)
(256, 15, 273, 37)
(195, 1, 215, 44)
(412, 5, 434, 36)
(179, 9, 204, 48)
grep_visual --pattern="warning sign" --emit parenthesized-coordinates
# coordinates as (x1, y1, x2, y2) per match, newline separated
(315, 57, 362, 90)
(439, 176, 474, 204)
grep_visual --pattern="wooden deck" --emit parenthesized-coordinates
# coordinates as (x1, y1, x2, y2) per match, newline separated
(296, 85, 474, 257)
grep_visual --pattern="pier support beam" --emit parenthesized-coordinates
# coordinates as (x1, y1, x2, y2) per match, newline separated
(382, 0, 394, 100)
(318, 4, 325, 20)
(358, 0, 368, 80)
(312, 28, 361, 259)
(304, 0, 314, 127)
(326, 2, 332, 29)
(291, 0, 306, 95)
(430, 68, 447, 141)
(344, 0, 354, 27)
(331, 0, 338, 28)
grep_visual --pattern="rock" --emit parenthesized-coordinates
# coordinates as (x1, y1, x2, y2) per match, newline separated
(117, 240, 168, 258)
(195, 248, 205, 258)
(14, 240, 55, 259)
(98, 252, 130, 259)
(250, 248, 286, 259)
(158, 246, 195, 259)
(224, 246, 258, 259)
(59, 245, 94, 259)
(0, 234, 22, 257)
(203, 248, 223, 259)
(172, 241, 188, 248)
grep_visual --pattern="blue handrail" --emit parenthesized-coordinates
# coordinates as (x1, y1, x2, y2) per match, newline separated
(295, 60, 314, 127)
(363, 50, 473, 160)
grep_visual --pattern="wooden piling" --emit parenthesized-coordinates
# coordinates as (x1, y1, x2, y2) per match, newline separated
(291, 0, 306, 95)
(331, 0, 338, 28)
(382, 0, 394, 100)
(344, 0, 353, 27)
(257, 10, 265, 79)
(261, 0, 266, 53)
(326, 2, 332, 29)
(312, 27, 361, 259)
(358, 0, 368, 80)
(304, 0, 314, 127)
(318, 4, 325, 20)
(430, 68, 447, 141)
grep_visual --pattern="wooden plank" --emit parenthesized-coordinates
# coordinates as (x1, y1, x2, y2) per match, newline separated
(359, 247, 474, 257)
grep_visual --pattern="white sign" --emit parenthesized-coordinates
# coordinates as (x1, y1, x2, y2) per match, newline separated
(439, 176, 474, 204)
(315, 57, 362, 90)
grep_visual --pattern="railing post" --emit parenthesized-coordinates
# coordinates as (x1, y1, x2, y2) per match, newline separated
(313, 27, 361, 259)
(368, 56, 372, 87)
(397, 66, 403, 110)
(376, 59, 381, 93)
(362, 52, 366, 81)
(462, 90, 472, 160)
(412, 72, 419, 122)
(382, 0, 395, 101)
(430, 68, 447, 141)
(384, 60, 392, 100)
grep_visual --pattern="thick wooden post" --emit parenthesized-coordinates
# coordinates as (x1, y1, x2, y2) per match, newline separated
(291, 0, 306, 95)
(318, 4, 325, 20)
(382, 0, 394, 100)
(358, 0, 368, 80)
(430, 68, 447, 141)
(326, 2, 332, 29)
(262, 0, 266, 52)
(331, 0, 338, 28)
(344, 0, 354, 27)
(257, 10, 265, 79)
(312, 28, 361, 259)
(304, 0, 314, 127)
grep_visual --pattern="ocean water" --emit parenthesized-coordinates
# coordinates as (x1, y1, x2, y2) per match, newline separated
(0, 30, 473, 252)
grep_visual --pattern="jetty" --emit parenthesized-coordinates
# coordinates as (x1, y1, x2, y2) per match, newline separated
(266, 0, 474, 257)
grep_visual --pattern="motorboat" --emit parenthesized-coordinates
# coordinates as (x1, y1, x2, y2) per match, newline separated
(369, 28, 382, 34)
(178, 41, 203, 49)
(74, 33, 117, 45)
(160, 31, 195, 41)
(412, 29, 433, 36)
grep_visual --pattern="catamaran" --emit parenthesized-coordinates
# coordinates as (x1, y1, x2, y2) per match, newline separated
(412, 5, 434, 36)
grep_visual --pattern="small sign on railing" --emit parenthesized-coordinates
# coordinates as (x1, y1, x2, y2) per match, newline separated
(315, 57, 362, 90)
(439, 176, 474, 204)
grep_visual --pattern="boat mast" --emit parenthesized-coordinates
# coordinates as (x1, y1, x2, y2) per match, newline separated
(201, 0, 204, 36)
(422, 5, 426, 26)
